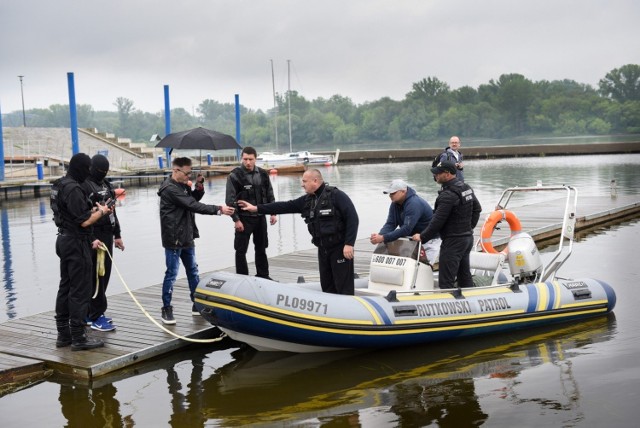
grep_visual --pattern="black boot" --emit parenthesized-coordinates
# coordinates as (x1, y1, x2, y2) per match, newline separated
(70, 325, 104, 351)
(55, 318, 72, 348)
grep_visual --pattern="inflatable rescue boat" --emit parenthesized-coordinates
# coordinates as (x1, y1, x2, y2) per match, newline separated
(195, 185, 616, 352)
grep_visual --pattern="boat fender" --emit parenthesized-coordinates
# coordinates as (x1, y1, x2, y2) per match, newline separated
(480, 210, 522, 255)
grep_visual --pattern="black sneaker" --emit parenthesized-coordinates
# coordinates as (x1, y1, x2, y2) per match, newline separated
(161, 306, 176, 325)
(191, 304, 200, 316)
(71, 336, 104, 351)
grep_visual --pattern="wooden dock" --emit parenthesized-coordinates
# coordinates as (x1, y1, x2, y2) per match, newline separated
(0, 194, 638, 385)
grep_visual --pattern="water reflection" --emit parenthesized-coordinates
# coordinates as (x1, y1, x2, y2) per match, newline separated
(1, 209, 15, 320)
(166, 356, 206, 427)
(58, 383, 125, 428)
(193, 315, 615, 426)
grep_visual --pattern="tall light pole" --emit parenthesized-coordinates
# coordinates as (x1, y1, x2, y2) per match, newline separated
(18, 75, 26, 127)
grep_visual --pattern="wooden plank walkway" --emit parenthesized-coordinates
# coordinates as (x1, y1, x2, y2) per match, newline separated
(0, 194, 638, 382)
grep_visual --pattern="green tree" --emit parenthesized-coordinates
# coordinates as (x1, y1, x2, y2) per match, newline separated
(489, 74, 534, 135)
(406, 77, 451, 114)
(114, 97, 135, 137)
(599, 64, 640, 102)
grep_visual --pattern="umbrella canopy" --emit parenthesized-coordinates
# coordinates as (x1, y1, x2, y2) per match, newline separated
(155, 127, 241, 152)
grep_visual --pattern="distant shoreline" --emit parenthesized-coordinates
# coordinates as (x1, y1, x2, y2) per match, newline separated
(322, 141, 640, 164)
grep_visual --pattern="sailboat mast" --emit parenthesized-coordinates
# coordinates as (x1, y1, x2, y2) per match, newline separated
(287, 59, 293, 153)
(270, 59, 279, 152)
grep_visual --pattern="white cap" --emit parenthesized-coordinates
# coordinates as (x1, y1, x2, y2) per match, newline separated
(383, 179, 408, 194)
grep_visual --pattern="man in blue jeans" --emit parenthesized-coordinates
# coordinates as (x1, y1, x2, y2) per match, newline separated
(157, 157, 235, 324)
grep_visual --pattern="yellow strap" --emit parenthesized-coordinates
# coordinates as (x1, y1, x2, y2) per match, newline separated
(97, 243, 226, 344)
(93, 246, 106, 299)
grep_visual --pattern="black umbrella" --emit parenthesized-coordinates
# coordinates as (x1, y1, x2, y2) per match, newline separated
(155, 127, 241, 152)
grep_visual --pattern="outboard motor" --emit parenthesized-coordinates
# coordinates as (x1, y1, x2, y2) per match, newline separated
(507, 232, 542, 283)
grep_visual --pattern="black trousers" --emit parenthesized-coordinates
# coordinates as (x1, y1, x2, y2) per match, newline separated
(438, 235, 474, 289)
(234, 215, 269, 277)
(55, 234, 92, 332)
(88, 228, 114, 321)
(317, 244, 354, 295)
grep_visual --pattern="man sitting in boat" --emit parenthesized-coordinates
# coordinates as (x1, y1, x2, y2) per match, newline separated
(369, 179, 441, 264)
(238, 169, 359, 295)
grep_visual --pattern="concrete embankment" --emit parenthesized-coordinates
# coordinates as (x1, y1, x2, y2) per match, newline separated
(328, 141, 640, 164)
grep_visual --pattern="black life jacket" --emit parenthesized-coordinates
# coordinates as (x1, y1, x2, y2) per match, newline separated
(229, 167, 270, 207)
(301, 185, 345, 247)
(50, 176, 77, 228)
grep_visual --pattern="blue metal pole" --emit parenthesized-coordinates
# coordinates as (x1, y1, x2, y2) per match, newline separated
(235, 94, 241, 160)
(0, 101, 5, 181)
(67, 72, 80, 155)
(164, 85, 171, 167)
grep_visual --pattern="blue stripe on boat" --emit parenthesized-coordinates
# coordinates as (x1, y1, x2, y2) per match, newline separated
(526, 284, 538, 313)
(545, 282, 556, 311)
(362, 296, 392, 325)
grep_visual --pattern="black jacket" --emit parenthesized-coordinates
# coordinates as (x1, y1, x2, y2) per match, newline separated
(225, 165, 275, 221)
(420, 178, 482, 243)
(158, 177, 220, 249)
(256, 183, 359, 248)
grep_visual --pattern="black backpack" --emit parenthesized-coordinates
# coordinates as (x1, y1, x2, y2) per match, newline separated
(432, 148, 453, 168)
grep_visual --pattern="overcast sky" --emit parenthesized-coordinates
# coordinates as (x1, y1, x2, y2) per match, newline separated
(1, 0, 638, 116)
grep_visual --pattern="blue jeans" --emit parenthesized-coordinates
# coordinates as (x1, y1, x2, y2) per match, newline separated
(162, 247, 200, 308)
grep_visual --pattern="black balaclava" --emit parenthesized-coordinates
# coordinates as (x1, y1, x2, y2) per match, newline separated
(90, 154, 110, 182)
(67, 153, 91, 183)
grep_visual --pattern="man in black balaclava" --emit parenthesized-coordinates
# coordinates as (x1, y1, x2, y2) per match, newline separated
(53, 153, 113, 351)
(81, 154, 125, 332)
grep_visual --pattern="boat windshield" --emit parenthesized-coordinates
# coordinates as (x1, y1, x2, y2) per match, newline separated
(373, 238, 420, 259)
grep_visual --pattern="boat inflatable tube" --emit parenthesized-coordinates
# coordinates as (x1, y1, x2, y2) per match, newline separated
(481, 210, 522, 255)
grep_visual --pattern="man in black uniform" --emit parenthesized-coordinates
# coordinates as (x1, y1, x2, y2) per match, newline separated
(52, 153, 113, 350)
(412, 160, 482, 289)
(81, 154, 125, 331)
(225, 147, 277, 279)
(238, 169, 359, 295)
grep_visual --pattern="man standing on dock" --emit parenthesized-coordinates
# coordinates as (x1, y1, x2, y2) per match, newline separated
(157, 157, 235, 324)
(238, 168, 359, 295)
(225, 147, 277, 280)
(52, 153, 113, 351)
(412, 160, 482, 289)
(437, 136, 465, 181)
(81, 154, 124, 332)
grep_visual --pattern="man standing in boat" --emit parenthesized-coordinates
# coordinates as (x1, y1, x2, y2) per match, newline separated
(370, 178, 440, 264)
(412, 161, 482, 289)
(238, 169, 359, 295)
(225, 147, 277, 280)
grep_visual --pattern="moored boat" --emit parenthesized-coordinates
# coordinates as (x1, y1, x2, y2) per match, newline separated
(195, 185, 617, 352)
(287, 150, 337, 165)
(255, 152, 301, 168)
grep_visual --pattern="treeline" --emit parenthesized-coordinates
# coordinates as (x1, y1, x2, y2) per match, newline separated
(4, 64, 639, 150)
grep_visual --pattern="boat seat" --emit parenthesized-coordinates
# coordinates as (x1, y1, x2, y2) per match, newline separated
(469, 251, 506, 285)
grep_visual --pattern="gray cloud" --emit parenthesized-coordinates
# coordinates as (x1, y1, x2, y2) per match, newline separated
(1, 0, 638, 115)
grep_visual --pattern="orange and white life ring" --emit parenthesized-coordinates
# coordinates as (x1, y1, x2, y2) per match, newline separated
(480, 210, 522, 255)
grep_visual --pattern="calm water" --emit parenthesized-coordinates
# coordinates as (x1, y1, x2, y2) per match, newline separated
(1, 154, 639, 426)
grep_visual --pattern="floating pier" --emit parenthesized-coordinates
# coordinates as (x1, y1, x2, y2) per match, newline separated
(0, 194, 638, 386)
